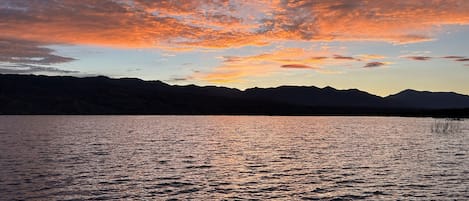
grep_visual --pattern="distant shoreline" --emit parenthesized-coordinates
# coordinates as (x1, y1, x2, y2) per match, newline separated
(1, 112, 467, 118)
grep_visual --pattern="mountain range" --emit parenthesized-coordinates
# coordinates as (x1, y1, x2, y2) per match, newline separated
(1, 74, 468, 117)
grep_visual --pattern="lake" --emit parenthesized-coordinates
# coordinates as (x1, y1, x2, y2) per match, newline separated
(0, 116, 467, 200)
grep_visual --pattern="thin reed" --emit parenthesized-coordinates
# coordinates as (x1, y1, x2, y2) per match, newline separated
(431, 118, 462, 133)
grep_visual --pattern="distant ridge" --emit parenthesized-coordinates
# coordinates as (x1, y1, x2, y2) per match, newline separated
(1, 74, 468, 117)
(386, 89, 469, 109)
(245, 86, 387, 108)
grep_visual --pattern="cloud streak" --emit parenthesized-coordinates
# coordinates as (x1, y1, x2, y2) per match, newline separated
(364, 62, 387, 68)
(442, 56, 465, 59)
(281, 64, 317, 69)
(0, 63, 79, 74)
(441, 55, 469, 63)
(165, 76, 193, 82)
(333, 55, 358, 61)
(406, 56, 432, 61)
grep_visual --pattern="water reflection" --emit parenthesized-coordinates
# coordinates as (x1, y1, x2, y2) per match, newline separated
(0, 116, 467, 200)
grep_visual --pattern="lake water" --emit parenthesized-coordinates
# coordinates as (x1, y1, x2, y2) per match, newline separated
(0, 116, 467, 200)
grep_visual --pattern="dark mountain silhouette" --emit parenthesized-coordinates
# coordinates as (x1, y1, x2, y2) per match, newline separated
(0, 74, 468, 117)
(245, 86, 388, 108)
(386, 89, 469, 109)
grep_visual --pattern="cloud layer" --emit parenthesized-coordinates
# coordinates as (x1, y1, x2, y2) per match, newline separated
(2, 0, 469, 79)
(1, 0, 469, 49)
(0, 37, 78, 74)
(0, 38, 75, 65)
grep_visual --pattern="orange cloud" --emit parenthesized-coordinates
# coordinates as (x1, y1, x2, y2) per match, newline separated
(0, 0, 267, 49)
(196, 48, 356, 83)
(1, 0, 469, 50)
(359, 54, 387, 60)
(199, 61, 286, 84)
(197, 48, 323, 83)
(265, 0, 469, 44)
(224, 48, 327, 63)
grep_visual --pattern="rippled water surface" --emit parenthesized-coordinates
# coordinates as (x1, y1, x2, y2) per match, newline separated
(0, 116, 468, 200)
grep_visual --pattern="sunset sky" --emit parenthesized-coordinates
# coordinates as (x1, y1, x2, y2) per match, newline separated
(1, 0, 469, 96)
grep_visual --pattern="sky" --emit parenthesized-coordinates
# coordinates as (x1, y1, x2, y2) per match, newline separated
(1, 0, 469, 96)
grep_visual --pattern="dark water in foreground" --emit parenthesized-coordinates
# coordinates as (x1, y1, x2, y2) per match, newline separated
(0, 116, 467, 200)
